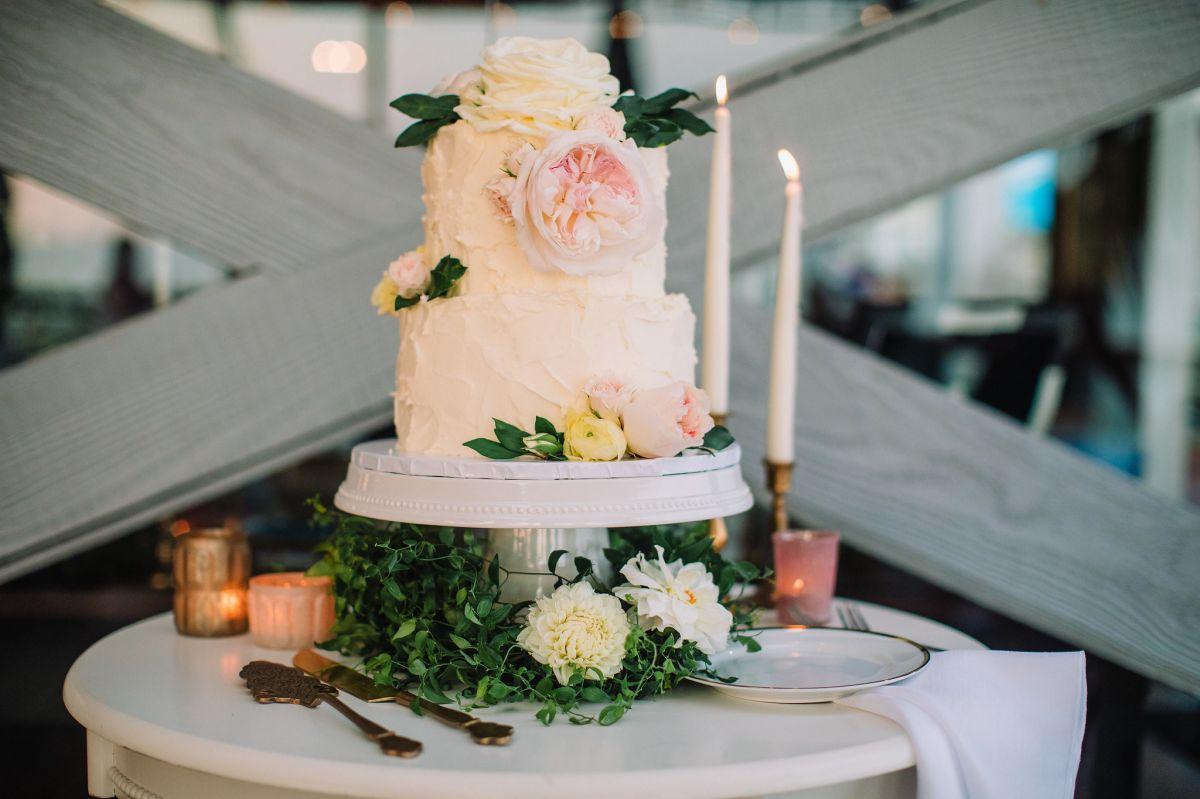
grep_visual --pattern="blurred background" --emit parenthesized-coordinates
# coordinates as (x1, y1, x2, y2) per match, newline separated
(0, 1, 1196, 796)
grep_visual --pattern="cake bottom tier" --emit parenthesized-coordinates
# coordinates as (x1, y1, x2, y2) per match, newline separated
(394, 291, 697, 456)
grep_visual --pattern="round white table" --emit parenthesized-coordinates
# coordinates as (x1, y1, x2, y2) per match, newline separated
(65, 603, 982, 799)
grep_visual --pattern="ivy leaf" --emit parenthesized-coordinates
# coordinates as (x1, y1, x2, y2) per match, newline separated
(731, 560, 760, 582)
(493, 418, 530, 452)
(548, 549, 568, 573)
(394, 118, 453, 148)
(463, 438, 522, 459)
(736, 634, 763, 653)
(702, 425, 735, 452)
(581, 686, 611, 704)
(641, 88, 697, 115)
(426, 256, 467, 301)
(598, 704, 626, 726)
(665, 107, 715, 136)
(389, 93, 459, 120)
(391, 619, 417, 641)
(572, 556, 593, 582)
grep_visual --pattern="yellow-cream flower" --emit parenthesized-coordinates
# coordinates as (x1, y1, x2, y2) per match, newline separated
(517, 582, 630, 685)
(370, 272, 400, 316)
(456, 37, 619, 136)
(563, 411, 626, 462)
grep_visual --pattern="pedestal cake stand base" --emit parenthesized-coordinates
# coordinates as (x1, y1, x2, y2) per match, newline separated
(334, 440, 754, 600)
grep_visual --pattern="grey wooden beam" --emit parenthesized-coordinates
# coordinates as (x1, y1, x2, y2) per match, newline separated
(726, 310, 1200, 695)
(0, 232, 402, 581)
(663, 0, 1200, 282)
(0, 0, 417, 272)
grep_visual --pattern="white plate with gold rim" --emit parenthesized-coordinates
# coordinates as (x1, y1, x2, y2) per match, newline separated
(688, 627, 931, 703)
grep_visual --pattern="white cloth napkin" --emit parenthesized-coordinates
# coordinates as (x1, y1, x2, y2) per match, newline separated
(835, 650, 1087, 799)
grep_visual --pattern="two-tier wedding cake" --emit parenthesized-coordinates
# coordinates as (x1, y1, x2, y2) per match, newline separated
(372, 36, 722, 463)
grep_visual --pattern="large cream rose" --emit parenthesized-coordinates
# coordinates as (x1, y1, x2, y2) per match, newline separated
(456, 37, 619, 136)
(517, 582, 630, 685)
(508, 130, 662, 276)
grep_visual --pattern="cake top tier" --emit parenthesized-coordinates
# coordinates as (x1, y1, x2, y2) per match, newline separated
(372, 37, 712, 313)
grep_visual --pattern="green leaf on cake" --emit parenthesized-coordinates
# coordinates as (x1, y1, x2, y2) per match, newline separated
(463, 438, 523, 459)
(534, 416, 557, 436)
(425, 256, 467, 301)
(393, 294, 421, 311)
(493, 419, 530, 452)
(390, 93, 460, 119)
(616, 88, 713, 147)
(390, 93, 461, 148)
(702, 424, 735, 452)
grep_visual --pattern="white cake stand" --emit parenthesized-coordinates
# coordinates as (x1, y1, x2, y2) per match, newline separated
(334, 439, 754, 600)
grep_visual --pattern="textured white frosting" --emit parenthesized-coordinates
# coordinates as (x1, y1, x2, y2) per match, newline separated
(422, 120, 668, 298)
(394, 292, 696, 456)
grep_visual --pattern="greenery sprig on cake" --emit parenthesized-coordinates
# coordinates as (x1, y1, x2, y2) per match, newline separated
(307, 499, 766, 725)
(371, 251, 466, 317)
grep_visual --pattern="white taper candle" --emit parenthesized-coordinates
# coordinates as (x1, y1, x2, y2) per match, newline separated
(767, 149, 803, 464)
(702, 75, 732, 416)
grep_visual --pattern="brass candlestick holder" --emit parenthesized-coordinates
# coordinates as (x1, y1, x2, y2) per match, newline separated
(707, 413, 730, 550)
(765, 460, 794, 533)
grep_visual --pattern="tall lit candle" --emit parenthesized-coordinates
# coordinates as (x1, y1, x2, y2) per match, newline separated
(767, 149, 803, 464)
(702, 75, 732, 417)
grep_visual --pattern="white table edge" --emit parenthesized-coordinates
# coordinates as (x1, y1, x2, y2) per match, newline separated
(63, 604, 980, 799)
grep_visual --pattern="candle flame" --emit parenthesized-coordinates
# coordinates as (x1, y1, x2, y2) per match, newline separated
(777, 149, 800, 181)
(792, 578, 805, 592)
(715, 75, 728, 106)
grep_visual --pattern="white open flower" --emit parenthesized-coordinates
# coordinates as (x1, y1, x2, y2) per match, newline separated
(517, 582, 630, 685)
(614, 546, 732, 655)
(456, 37, 619, 136)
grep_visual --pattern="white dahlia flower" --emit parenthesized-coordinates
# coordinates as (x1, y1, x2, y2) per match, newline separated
(517, 582, 630, 685)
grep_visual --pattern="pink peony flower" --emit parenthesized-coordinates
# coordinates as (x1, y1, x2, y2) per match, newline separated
(387, 249, 431, 299)
(584, 373, 635, 420)
(622, 382, 715, 459)
(509, 130, 662, 276)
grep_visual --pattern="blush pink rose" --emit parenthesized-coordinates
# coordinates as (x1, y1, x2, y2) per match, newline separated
(574, 106, 626, 140)
(584, 373, 634, 421)
(387, 249, 431, 298)
(622, 382, 715, 459)
(509, 130, 662, 276)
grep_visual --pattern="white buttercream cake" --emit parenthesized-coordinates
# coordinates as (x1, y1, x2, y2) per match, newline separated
(377, 37, 705, 458)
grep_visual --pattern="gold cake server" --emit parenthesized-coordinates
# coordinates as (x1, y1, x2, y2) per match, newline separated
(239, 661, 422, 758)
(294, 649, 514, 746)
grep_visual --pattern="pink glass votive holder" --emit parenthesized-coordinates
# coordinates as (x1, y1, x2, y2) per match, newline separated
(247, 572, 335, 650)
(773, 530, 840, 626)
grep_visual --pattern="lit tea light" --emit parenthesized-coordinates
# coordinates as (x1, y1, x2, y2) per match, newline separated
(173, 526, 250, 638)
(773, 530, 839, 625)
(248, 573, 335, 650)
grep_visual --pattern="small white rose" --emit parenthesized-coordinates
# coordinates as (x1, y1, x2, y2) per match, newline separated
(517, 582, 630, 685)
(614, 545, 732, 655)
(387, 248, 431, 299)
(621, 382, 715, 459)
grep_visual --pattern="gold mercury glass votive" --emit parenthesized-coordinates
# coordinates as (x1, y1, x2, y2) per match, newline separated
(172, 526, 251, 637)
(247, 572, 336, 650)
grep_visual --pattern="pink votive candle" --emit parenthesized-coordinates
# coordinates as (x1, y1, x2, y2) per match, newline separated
(247, 572, 335, 650)
(772, 530, 840, 626)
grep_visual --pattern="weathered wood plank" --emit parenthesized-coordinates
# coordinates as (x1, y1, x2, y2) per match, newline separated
(726, 309, 1200, 695)
(0, 233, 401, 579)
(0, 0, 417, 272)
(664, 0, 1200, 280)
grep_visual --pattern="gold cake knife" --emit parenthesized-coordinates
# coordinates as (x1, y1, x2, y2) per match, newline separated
(294, 649, 514, 746)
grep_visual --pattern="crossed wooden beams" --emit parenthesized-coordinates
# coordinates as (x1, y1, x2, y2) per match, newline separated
(1, 0, 1198, 692)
